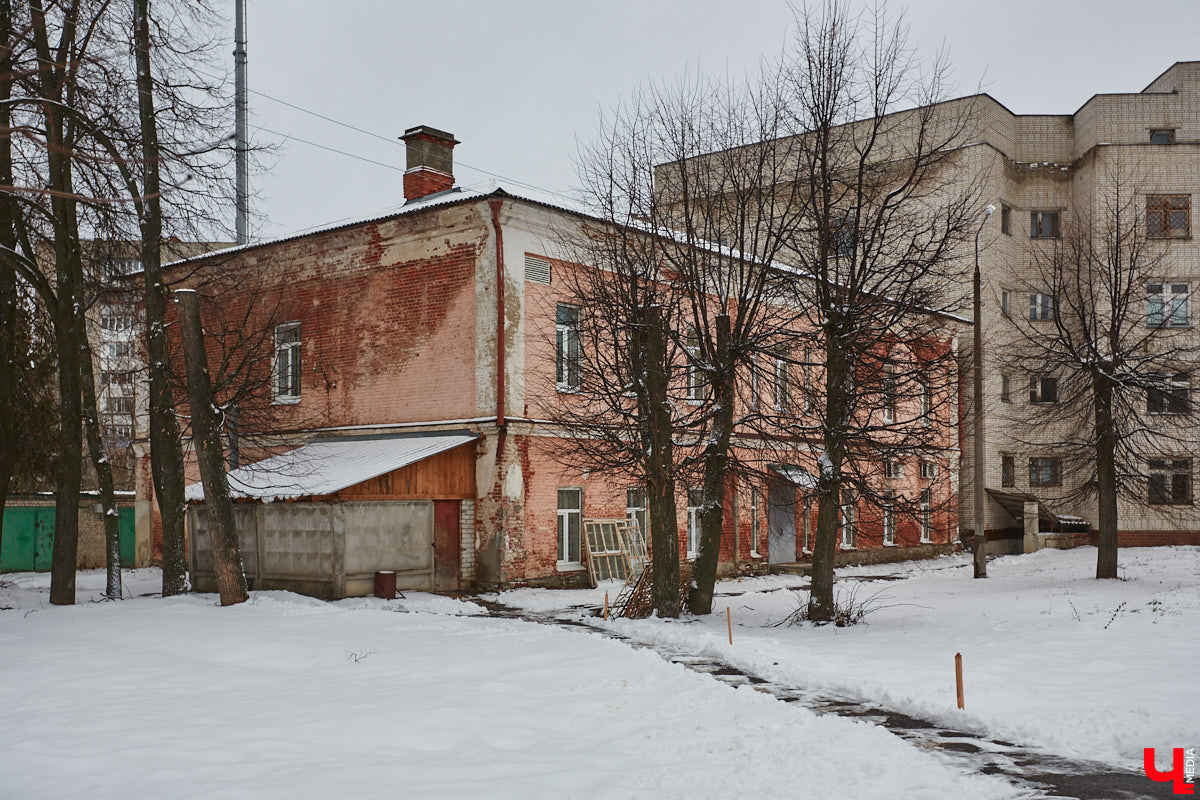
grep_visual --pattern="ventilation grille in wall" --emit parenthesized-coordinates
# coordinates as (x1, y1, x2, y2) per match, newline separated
(525, 254, 551, 285)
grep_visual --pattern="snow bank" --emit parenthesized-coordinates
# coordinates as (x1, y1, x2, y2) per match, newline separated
(0, 569, 1015, 799)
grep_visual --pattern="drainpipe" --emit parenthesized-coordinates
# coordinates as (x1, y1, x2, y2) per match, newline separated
(489, 198, 506, 428)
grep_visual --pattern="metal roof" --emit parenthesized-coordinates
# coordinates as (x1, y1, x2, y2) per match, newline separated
(184, 434, 478, 502)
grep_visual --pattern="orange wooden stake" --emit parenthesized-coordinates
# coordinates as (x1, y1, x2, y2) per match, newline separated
(727, 607, 733, 645)
(604, 591, 609, 620)
(955, 652, 965, 710)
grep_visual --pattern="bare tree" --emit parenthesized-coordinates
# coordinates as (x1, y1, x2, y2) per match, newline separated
(1000, 162, 1200, 578)
(779, 1, 980, 622)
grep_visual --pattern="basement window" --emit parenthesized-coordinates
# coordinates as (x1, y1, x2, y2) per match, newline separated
(1149, 129, 1176, 145)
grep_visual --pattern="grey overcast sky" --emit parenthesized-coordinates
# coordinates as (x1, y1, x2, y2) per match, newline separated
(240, 0, 1200, 240)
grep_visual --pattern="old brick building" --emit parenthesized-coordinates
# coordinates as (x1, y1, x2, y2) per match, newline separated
(143, 125, 962, 591)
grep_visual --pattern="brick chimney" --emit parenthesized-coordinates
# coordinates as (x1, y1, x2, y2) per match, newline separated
(401, 125, 459, 202)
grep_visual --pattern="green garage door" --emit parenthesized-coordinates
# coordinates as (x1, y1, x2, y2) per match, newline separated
(119, 507, 135, 567)
(1, 507, 55, 572)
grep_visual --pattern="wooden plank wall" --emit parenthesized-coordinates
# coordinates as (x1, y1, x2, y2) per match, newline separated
(330, 442, 476, 501)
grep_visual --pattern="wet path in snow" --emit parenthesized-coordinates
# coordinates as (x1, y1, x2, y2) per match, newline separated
(470, 597, 1169, 800)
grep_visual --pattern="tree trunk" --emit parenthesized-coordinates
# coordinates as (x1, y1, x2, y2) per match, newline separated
(175, 290, 247, 605)
(643, 305, 680, 618)
(808, 330, 846, 623)
(689, 314, 733, 615)
(0, 0, 13, 557)
(31, 0, 85, 605)
(1094, 374, 1119, 579)
(134, 0, 188, 595)
(79, 332, 122, 599)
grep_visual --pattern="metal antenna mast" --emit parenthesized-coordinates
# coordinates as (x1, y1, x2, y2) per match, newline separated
(234, 0, 248, 244)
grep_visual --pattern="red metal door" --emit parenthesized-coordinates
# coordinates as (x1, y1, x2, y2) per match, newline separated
(433, 501, 460, 591)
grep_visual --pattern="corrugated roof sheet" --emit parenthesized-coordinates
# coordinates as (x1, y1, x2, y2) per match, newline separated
(771, 464, 818, 490)
(184, 434, 478, 502)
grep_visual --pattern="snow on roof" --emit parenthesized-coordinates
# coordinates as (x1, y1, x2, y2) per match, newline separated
(771, 464, 818, 490)
(184, 434, 478, 502)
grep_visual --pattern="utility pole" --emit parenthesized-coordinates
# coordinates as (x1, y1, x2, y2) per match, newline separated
(234, 0, 248, 244)
(972, 204, 995, 578)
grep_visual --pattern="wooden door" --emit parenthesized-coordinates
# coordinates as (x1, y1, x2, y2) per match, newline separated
(433, 500, 460, 591)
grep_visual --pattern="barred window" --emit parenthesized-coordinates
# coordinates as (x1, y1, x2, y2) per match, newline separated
(1146, 195, 1190, 238)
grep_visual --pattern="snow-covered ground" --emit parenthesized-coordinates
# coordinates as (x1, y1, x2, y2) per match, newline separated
(496, 546, 1200, 774)
(0, 568, 1018, 799)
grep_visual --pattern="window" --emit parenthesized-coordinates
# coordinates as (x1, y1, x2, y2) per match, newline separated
(1001, 455, 1015, 488)
(1001, 374, 1012, 403)
(1028, 293, 1055, 321)
(106, 341, 134, 360)
(751, 490, 761, 555)
(832, 214, 856, 257)
(1000, 204, 1011, 235)
(919, 489, 932, 543)
(1148, 459, 1191, 505)
(104, 258, 141, 280)
(839, 490, 855, 548)
(1000, 288, 1011, 318)
(1030, 211, 1060, 239)
(749, 356, 760, 410)
(1148, 372, 1189, 414)
(919, 379, 932, 425)
(555, 304, 581, 391)
(556, 488, 582, 566)
(1150, 129, 1176, 145)
(102, 422, 132, 444)
(802, 498, 812, 553)
(274, 322, 302, 402)
(100, 308, 134, 333)
(1029, 376, 1058, 404)
(884, 459, 903, 479)
(1147, 283, 1190, 327)
(1146, 195, 1190, 238)
(882, 492, 896, 546)
(625, 488, 647, 538)
(881, 365, 896, 423)
(774, 349, 790, 412)
(107, 395, 135, 415)
(1029, 457, 1061, 487)
(920, 459, 938, 480)
(685, 328, 708, 403)
(801, 350, 812, 414)
(686, 488, 703, 558)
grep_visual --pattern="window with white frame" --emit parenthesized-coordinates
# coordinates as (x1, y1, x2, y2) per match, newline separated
(839, 489, 855, 548)
(625, 487, 647, 538)
(751, 490, 761, 555)
(685, 327, 708, 403)
(686, 488, 703, 558)
(1148, 459, 1191, 505)
(919, 488, 932, 543)
(774, 349, 790, 412)
(106, 341, 134, 360)
(920, 459, 938, 480)
(919, 378, 932, 425)
(1029, 375, 1058, 404)
(556, 488, 582, 566)
(884, 459, 903, 479)
(882, 492, 896, 546)
(749, 355, 760, 410)
(881, 364, 896, 423)
(555, 304, 581, 391)
(1148, 372, 1189, 415)
(274, 322, 302, 402)
(100, 307, 134, 333)
(1028, 293, 1055, 321)
(1146, 282, 1190, 327)
(802, 498, 812, 553)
